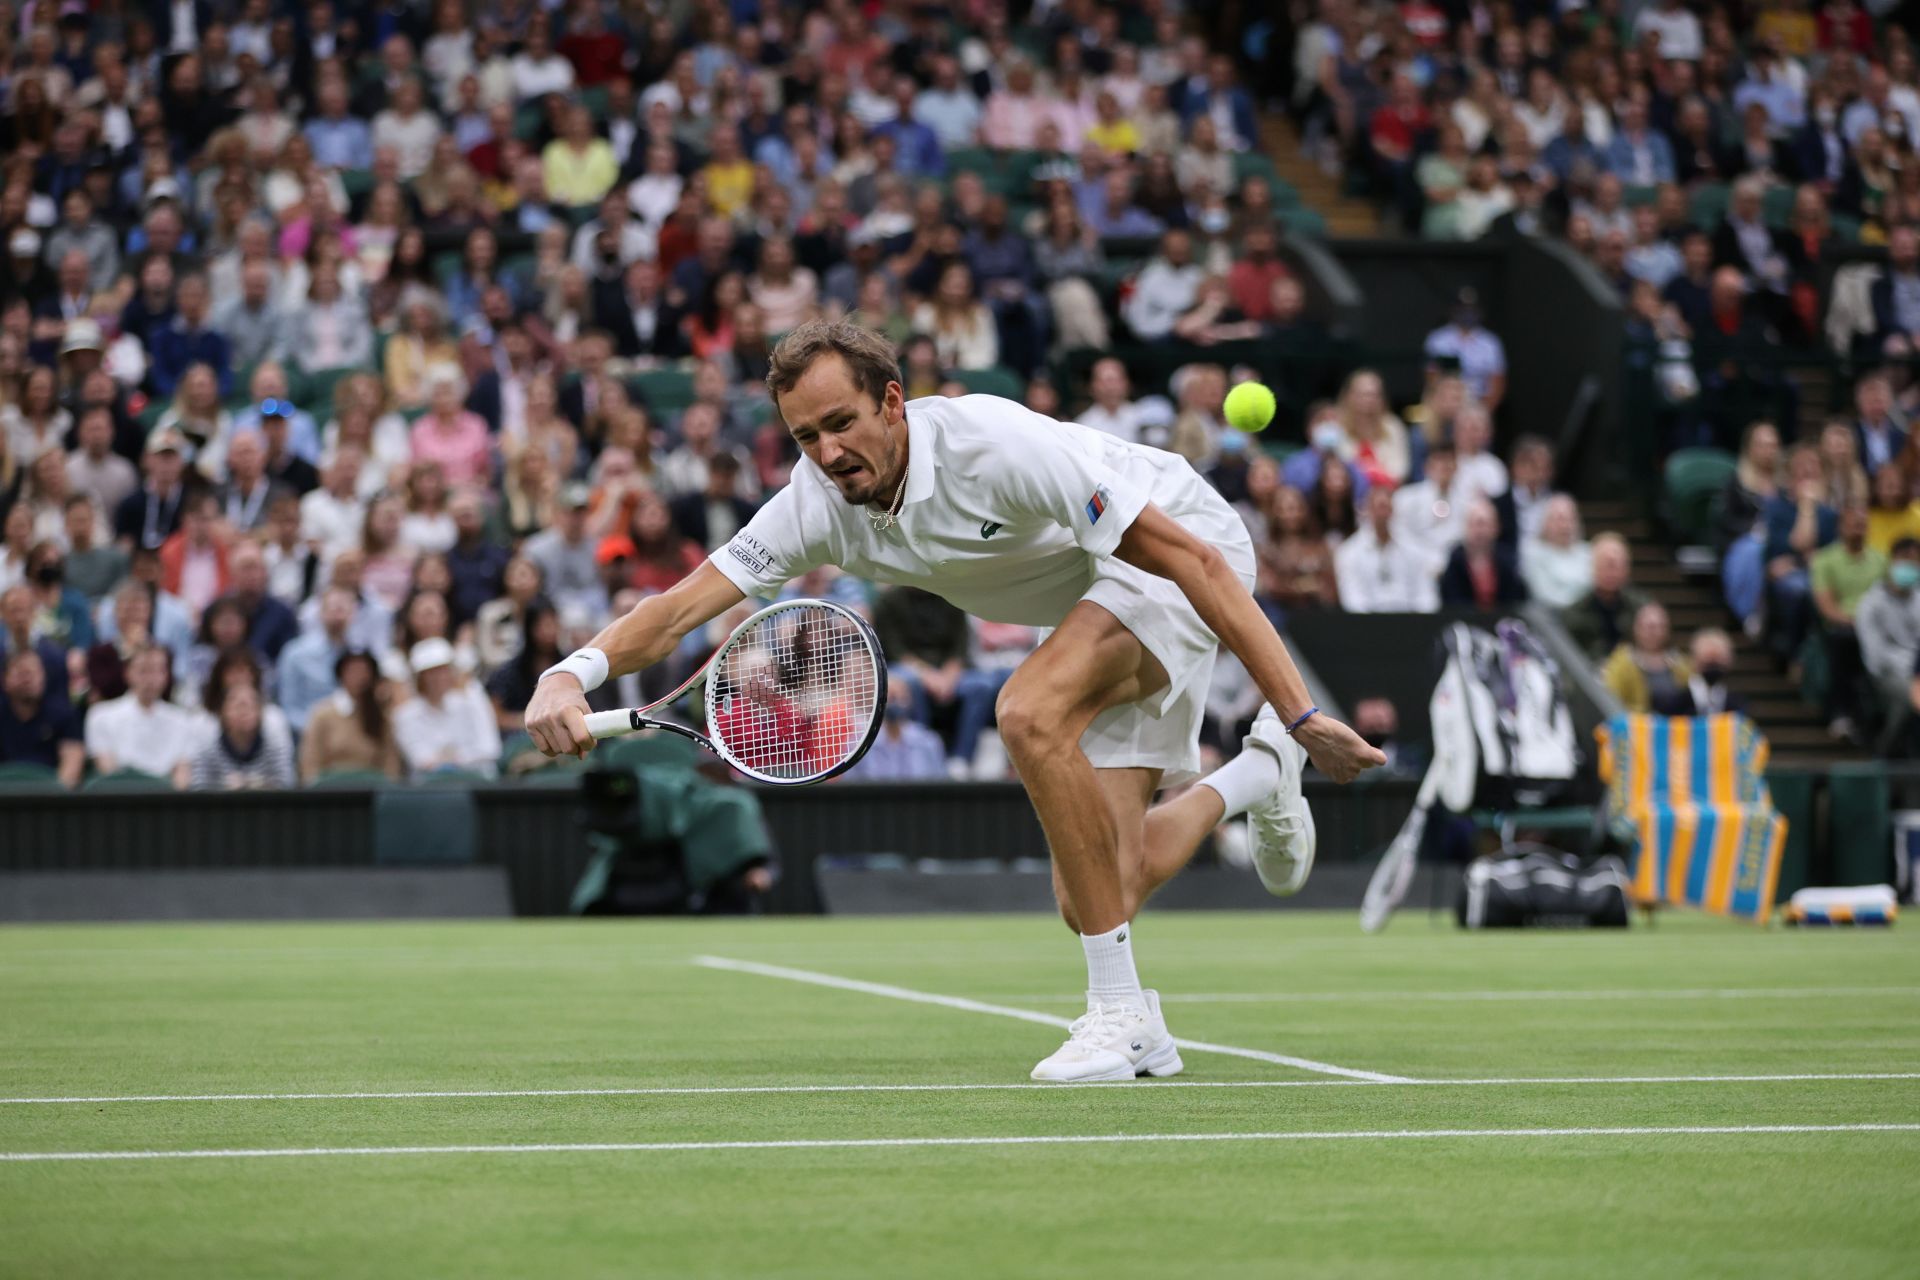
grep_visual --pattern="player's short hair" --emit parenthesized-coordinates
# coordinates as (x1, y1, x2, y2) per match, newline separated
(765, 319, 902, 411)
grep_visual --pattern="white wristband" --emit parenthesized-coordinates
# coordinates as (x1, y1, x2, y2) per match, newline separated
(540, 647, 609, 693)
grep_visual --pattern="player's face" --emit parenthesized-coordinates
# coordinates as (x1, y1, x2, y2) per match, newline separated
(779, 355, 907, 508)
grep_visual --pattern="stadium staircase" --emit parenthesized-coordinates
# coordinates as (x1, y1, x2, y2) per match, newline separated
(1258, 116, 1386, 239)
(1582, 496, 1869, 769)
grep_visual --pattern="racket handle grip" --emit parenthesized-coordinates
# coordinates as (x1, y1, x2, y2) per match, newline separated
(583, 710, 640, 739)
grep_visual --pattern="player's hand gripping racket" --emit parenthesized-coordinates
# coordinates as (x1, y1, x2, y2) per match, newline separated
(582, 598, 887, 785)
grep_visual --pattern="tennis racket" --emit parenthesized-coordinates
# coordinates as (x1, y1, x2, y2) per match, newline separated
(582, 598, 888, 786)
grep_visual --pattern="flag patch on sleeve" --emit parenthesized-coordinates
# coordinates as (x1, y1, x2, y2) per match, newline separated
(1085, 485, 1112, 524)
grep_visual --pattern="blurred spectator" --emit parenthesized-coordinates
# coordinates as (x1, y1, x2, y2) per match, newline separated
(83, 643, 195, 785)
(485, 604, 564, 735)
(21, 542, 94, 652)
(1868, 464, 1920, 553)
(445, 489, 510, 627)
(523, 484, 606, 618)
(1255, 487, 1339, 614)
(1652, 629, 1748, 717)
(1123, 229, 1203, 342)
(1336, 369, 1410, 486)
(1717, 421, 1785, 552)
(278, 586, 357, 734)
(0, 650, 81, 786)
(1859, 539, 1920, 741)
(1440, 500, 1528, 609)
(66, 408, 138, 518)
(1603, 602, 1690, 715)
(159, 493, 231, 619)
(474, 556, 545, 674)
(222, 542, 300, 662)
(1755, 444, 1838, 662)
(1424, 290, 1506, 413)
(61, 497, 128, 605)
(1494, 435, 1557, 546)
(1392, 440, 1468, 566)
(1562, 534, 1651, 663)
(1077, 357, 1149, 444)
(1337, 484, 1440, 614)
(191, 682, 295, 790)
(1812, 505, 1888, 741)
(1352, 695, 1420, 776)
(1451, 406, 1509, 502)
(1818, 419, 1870, 510)
(661, 404, 757, 501)
(1522, 496, 1595, 610)
(299, 647, 403, 783)
(1851, 371, 1908, 478)
(670, 454, 758, 554)
(392, 637, 500, 779)
(848, 674, 949, 781)
(912, 262, 999, 370)
(874, 585, 1003, 777)
(616, 490, 706, 596)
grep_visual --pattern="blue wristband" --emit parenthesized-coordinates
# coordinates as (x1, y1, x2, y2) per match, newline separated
(1284, 707, 1319, 735)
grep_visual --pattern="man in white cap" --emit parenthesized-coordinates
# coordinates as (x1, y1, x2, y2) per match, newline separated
(391, 638, 502, 779)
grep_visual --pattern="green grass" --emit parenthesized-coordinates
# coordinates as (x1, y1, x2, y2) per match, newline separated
(2, 912, 1918, 1278)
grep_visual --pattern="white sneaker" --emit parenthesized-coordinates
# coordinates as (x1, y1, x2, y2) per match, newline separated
(1029, 990, 1184, 1083)
(1243, 705, 1317, 896)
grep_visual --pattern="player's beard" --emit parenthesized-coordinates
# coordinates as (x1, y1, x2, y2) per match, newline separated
(831, 428, 902, 508)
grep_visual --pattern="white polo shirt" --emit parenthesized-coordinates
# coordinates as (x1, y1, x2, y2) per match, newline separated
(83, 694, 202, 778)
(710, 394, 1237, 627)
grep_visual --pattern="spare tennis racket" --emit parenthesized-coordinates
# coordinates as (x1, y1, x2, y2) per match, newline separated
(582, 598, 887, 786)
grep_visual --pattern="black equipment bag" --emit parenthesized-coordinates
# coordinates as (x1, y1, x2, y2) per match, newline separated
(1456, 848, 1631, 929)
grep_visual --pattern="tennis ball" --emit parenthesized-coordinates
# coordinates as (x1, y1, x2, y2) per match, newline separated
(1224, 381, 1276, 433)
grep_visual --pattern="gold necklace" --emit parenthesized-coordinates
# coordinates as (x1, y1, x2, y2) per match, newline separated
(867, 460, 910, 532)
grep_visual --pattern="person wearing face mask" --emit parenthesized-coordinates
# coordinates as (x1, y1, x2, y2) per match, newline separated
(1651, 628, 1748, 716)
(1283, 408, 1360, 495)
(847, 674, 948, 780)
(1791, 92, 1848, 189)
(22, 541, 94, 652)
(1857, 538, 1920, 749)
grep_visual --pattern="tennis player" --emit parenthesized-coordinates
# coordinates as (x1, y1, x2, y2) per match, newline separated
(528, 320, 1384, 1082)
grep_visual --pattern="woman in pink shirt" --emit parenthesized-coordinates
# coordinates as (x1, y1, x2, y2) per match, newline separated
(408, 368, 493, 489)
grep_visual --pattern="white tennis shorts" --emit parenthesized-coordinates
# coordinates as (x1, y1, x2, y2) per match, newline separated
(1077, 511, 1257, 785)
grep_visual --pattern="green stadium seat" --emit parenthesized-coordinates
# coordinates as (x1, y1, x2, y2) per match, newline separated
(1623, 184, 1660, 208)
(338, 169, 375, 201)
(1230, 153, 1301, 205)
(1662, 447, 1738, 544)
(1832, 213, 1863, 244)
(226, 361, 260, 409)
(946, 146, 997, 176)
(0, 761, 61, 791)
(1761, 185, 1795, 228)
(80, 769, 172, 793)
(627, 367, 697, 414)
(579, 84, 610, 121)
(1277, 207, 1328, 239)
(954, 366, 1024, 399)
(1687, 183, 1730, 230)
(296, 366, 356, 416)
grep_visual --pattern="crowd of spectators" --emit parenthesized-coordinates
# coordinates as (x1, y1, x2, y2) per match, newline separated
(1292, 2, 1920, 752)
(0, 0, 1333, 789)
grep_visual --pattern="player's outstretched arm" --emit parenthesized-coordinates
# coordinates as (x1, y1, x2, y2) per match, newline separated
(526, 562, 746, 758)
(1114, 504, 1386, 783)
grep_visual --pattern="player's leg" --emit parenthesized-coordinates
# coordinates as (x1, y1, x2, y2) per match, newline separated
(1049, 771, 1224, 929)
(1000, 603, 1189, 1082)
(997, 599, 1169, 938)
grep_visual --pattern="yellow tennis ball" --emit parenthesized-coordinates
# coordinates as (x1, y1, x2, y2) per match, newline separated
(1224, 381, 1276, 433)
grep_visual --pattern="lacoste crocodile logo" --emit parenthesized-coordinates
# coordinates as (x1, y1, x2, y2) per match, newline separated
(980, 521, 1002, 539)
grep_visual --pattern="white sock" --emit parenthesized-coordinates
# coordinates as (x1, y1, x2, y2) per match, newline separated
(1199, 746, 1281, 819)
(1082, 921, 1144, 1008)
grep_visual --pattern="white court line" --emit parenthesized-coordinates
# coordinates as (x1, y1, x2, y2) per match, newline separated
(4, 1073, 1918, 1106)
(992, 986, 1920, 1005)
(692, 955, 1412, 1084)
(6, 1124, 1917, 1163)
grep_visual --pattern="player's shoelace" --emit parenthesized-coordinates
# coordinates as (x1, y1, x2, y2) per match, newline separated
(1064, 1002, 1143, 1050)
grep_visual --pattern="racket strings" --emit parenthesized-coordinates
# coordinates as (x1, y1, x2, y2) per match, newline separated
(706, 604, 881, 781)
